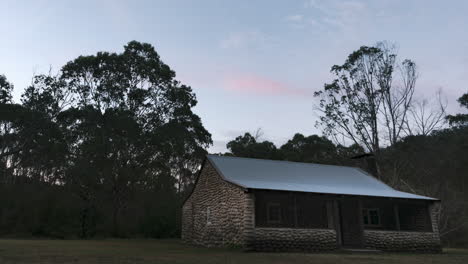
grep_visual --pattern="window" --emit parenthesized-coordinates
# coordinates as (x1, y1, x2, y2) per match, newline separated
(267, 203, 281, 224)
(255, 191, 329, 228)
(206, 207, 211, 225)
(363, 208, 380, 226)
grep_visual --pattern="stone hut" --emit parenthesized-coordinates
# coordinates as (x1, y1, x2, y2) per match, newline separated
(181, 155, 441, 252)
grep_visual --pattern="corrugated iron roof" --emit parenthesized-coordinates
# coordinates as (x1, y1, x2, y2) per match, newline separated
(207, 155, 436, 200)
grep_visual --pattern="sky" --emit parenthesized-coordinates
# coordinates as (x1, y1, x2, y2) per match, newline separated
(1, 0, 467, 153)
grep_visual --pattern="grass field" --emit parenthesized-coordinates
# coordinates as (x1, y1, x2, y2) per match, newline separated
(0, 239, 467, 264)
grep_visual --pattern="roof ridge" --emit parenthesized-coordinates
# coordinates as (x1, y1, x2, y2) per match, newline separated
(207, 154, 360, 170)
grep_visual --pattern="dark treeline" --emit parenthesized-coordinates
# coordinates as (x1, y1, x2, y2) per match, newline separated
(224, 131, 364, 166)
(0, 41, 467, 245)
(0, 42, 211, 238)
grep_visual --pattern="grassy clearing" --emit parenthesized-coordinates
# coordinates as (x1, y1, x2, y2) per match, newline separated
(0, 239, 467, 264)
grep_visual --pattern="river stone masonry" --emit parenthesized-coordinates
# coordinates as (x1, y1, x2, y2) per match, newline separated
(363, 202, 442, 252)
(252, 228, 337, 252)
(182, 161, 248, 247)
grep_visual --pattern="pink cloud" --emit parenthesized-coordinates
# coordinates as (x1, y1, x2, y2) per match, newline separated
(224, 73, 311, 97)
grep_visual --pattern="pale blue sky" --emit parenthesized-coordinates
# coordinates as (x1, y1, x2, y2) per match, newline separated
(1, 0, 467, 152)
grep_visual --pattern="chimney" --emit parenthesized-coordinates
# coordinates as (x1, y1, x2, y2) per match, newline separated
(351, 153, 378, 177)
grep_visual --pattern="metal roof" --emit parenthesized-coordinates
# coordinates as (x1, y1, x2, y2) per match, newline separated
(207, 155, 436, 200)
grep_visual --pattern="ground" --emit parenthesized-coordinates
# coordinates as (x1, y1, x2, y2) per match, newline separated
(0, 239, 467, 264)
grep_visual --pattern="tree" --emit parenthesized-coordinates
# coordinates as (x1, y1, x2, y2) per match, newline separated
(18, 75, 68, 183)
(279, 134, 338, 164)
(62, 41, 209, 236)
(315, 43, 413, 152)
(18, 41, 212, 237)
(0, 75, 14, 182)
(0, 75, 13, 104)
(0, 42, 212, 239)
(314, 42, 445, 177)
(226, 132, 281, 160)
(405, 90, 447, 136)
(446, 93, 468, 127)
(225, 132, 364, 166)
(1, 75, 65, 184)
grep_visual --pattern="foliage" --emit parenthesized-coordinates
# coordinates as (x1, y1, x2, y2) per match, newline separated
(446, 93, 468, 127)
(314, 42, 448, 179)
(315, 43, 409, 152)
(0, 75, 13, 104)
(0, 41, 211, 238)
(226, 132, 363, 166)
(226, 132, 281, 160)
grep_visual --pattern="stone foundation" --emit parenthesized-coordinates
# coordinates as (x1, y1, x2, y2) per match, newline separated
(364, 230, 441, 252)
(251, 228, 337, 252)
(363, 202, 441, 253)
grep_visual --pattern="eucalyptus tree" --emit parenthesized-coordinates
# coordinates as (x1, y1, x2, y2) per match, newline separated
(226, 132, 281, 160)
(446, 93, 468, 127)
(21, 41, 212, 237)
(279, 134, 339, 164)
(0, 75, 14, 182)
(315, 43, 415, 153)
(0, 75, 13, 104)
(313, 42, 447, 178)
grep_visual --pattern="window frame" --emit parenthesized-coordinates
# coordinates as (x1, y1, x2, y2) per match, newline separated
(266, 202, 282, 224)
(362, 208, 381, 227)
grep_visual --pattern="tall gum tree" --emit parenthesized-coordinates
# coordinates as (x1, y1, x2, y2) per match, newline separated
(314, 42, 445, 178)
(21, 41, 212, 237)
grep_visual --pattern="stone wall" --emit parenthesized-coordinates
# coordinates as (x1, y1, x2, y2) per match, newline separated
(429, 201, 442, 240)
(364, 230, 441, 252)
(251, 228, 337, 252)
(243, 192, 255, 249)
(181, 161, 248, 247)
(364, 201, 442, 252)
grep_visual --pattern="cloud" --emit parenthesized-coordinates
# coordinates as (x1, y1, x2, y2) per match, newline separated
(335, 0, 366, 20)
(223, 73, 312, 97)
(304, 0, 321, 9)
(285, 14, 316, 29)
(308, 18, 319, 26)
(285, 14, 304, 22)
(220, 31, 269, 49)
(301, 0, 369, 32)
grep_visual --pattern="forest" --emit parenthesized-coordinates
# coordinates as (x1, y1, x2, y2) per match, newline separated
(0, 41, 467, 246)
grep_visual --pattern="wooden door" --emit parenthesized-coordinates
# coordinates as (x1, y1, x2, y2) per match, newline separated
(339, 199, 364, 247)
